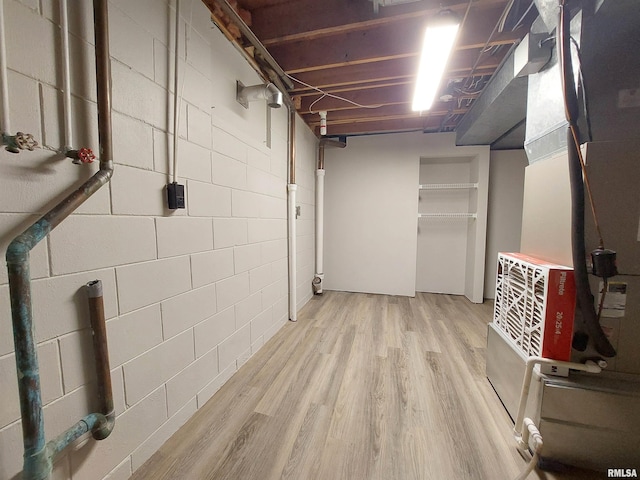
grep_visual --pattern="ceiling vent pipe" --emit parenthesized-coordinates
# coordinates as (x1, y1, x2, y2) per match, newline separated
(236, 81, 283, 109)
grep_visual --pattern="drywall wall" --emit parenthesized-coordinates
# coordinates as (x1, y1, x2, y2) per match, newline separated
(323, 135, 419, 296)
(323, 132, 489, 299)
(0, 1, 316, 479)
(484, 150, 528, 299)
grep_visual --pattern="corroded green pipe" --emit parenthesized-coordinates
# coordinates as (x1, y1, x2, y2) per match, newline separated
(6, 1, 114, 478)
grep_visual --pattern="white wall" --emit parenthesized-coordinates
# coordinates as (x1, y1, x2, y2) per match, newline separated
(323, 135, 419, 296)
(0, 1, 316, 479)
(323, 132, 489, 299)
(294, 117, 317, 310)
(484, 150, 528, 299)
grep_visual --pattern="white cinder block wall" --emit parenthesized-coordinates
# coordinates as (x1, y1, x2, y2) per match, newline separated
(0, 1, 316, 479)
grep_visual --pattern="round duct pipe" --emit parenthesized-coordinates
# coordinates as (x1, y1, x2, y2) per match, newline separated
(236, 81, 283, 109)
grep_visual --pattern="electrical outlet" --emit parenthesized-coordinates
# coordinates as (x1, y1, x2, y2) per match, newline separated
(167, 182, 185, 209)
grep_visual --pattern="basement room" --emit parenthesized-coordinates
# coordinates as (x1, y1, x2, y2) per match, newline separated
(1, 0, 639, 479)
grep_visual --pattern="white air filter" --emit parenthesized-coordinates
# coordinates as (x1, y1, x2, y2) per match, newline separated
(493, 253, 576, 361)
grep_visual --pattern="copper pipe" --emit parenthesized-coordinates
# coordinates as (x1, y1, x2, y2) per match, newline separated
(317, 137, 347, 170)
(86, 280, 115, 439)
(289, 107, 296, 184)
(318, 143, 324, 170)
(6, 0, 115, 477)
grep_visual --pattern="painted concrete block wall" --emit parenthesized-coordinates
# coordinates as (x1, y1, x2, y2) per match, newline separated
(484, 150, 528, 299)
(0, 1, 316, 479)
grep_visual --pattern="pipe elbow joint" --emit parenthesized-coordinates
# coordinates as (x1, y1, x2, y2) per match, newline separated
(6, 237, 30, 264)
(91, 411, 115, 441)
(6, 219, 51, 265)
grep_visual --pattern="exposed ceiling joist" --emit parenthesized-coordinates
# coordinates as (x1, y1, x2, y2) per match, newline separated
(206, 0, 537, 137)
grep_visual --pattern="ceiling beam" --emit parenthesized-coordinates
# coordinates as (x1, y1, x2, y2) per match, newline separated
(287, 57, 497, 93)
(319, 115, 448, 136)
(246, 0, 508, 42)
(302, 103, 470, 125)
(270, 8, 521, 73)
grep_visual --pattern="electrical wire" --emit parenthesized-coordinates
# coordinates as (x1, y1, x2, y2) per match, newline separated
(498, 0, 515, 32)
(292, 1, 475, 115)
(511, 1, 535, 31)
(463, 0, 515, 89)
(285, 73, 383, 113)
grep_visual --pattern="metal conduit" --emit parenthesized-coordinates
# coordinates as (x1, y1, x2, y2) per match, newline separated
(6, 1, 115, 478)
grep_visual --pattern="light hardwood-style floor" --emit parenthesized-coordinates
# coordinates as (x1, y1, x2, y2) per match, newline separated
(132, 291, 604, 480)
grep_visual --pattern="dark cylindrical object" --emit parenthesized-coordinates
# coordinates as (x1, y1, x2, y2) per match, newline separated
(567, 128, 615, 357)
(591, 248, 618, 278)
(558, 1, 579, 123)
(86, 280, 115, 440)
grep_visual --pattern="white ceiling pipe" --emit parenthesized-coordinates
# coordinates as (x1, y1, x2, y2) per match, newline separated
(0, 0, 11, 137)
(60, 0, 73, 152)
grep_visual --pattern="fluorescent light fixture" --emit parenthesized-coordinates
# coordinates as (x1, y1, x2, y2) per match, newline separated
(412, 16, 460, 112)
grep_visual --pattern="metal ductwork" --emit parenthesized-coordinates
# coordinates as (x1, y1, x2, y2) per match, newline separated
(455, 46, 530, 149)
(236, 81, 283, 109)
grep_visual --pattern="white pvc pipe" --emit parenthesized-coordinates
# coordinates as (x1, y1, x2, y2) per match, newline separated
(288, 183, 298, 321)
(513, 357, 601, 446)
(60, 0, 72, 151)
(315, 169, 325, 278)
(0, 0, 11, 135)
(172, 0, 181, 183)
(514, 418, 543, 480)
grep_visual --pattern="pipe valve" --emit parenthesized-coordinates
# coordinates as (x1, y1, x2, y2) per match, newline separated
(67, 147, 96, 165)
(3, 132, 38, 153)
